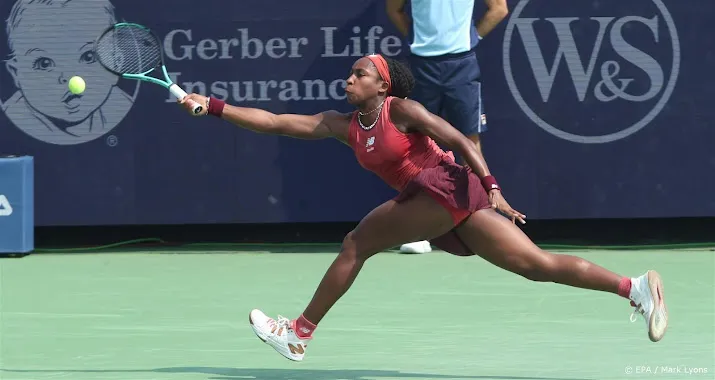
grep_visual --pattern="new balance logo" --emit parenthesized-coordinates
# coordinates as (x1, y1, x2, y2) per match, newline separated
(288, 343, 305, 354)
(366, 136, 375, 152)
(0, 195, 13, 216)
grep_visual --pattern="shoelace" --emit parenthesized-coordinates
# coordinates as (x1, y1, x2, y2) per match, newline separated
(629, 300, 644, 323)
(267, 315, 293, 335)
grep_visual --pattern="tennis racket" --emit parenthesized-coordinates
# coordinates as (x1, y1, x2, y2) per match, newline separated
(94, 22, 203, 114)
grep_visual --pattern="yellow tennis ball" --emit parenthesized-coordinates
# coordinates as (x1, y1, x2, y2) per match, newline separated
(68, 76, 86, 94)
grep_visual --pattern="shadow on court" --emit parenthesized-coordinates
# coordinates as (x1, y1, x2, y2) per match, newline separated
(0, 367, 595, 380)
(157, 367, 595, 380)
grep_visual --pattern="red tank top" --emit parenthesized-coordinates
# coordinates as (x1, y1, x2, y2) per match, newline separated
(347, 97, 453, 191)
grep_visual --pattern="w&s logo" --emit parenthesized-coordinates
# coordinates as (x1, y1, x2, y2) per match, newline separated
(503, 0, 680, 143)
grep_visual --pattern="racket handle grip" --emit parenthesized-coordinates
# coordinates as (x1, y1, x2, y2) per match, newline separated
(169, 84, 203, 115)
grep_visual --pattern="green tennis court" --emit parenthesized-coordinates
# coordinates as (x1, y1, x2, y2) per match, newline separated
(1, 247, 713, 380)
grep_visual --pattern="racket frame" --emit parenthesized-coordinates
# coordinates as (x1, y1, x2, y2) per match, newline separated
(94, 22, 203, 114)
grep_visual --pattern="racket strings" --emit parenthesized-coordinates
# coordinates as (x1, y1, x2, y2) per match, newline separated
(95, 25, 162, 75)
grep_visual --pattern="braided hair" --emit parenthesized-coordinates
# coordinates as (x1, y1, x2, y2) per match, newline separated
(383, 57, 415, 99)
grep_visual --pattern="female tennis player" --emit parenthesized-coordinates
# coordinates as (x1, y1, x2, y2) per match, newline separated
(178, 54, 668, 361)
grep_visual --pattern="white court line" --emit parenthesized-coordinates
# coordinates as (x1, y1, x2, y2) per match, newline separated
(2, 312, 123, 318)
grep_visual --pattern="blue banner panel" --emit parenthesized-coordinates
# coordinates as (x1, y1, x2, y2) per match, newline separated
(0, 156, 34, 252)
(0, 0, 711, 226)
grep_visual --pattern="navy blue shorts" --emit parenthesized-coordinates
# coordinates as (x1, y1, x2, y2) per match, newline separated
(408, 50, 486, 136)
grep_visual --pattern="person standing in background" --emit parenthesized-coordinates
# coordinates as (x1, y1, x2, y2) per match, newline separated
(386, 0, 509, 254)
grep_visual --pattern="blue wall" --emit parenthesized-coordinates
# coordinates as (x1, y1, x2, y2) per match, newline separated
(0, 0, 712, 226)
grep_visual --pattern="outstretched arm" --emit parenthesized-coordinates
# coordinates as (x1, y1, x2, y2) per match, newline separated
(179, 94, 349, 142)
(389, 98, 526, 223)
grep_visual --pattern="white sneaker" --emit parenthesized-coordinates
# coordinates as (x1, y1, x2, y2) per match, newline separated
(248, 309, 311, 361)
(399, 240, 432, 254)
(628, 270, 668, 342)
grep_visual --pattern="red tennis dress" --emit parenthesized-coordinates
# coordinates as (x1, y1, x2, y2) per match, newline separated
(347, 96, 491, 256)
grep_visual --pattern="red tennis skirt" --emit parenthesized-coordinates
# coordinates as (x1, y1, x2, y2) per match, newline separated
(393, 157, 491, 257)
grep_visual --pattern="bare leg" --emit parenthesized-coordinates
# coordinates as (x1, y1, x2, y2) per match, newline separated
(247, 191, 457, 361)
(452, 208, 669, 343)
(303, 192, 455, 324)
(455, 208, 624, 293)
